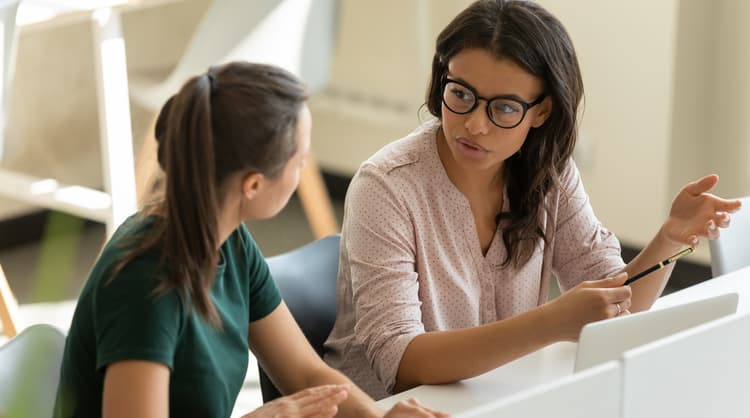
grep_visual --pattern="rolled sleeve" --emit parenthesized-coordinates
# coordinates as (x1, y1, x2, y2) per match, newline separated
(552, 161, 625, 291)
(344, 164, 426, 392)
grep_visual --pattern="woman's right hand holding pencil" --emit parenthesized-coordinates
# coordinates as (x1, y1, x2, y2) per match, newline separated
(544, 272, 632, 342)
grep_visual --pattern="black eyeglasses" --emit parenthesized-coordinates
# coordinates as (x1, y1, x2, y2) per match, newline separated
(441, 77, 546, 129)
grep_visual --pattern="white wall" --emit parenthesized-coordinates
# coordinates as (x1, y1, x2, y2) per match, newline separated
(538, 0, 680, 250)
(310, 0, 471, 176)
(5, 0, 750, 264)
(312, 0, 750, 264)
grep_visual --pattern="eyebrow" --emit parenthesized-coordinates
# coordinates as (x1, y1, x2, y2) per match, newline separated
(446, 75, 534, 103)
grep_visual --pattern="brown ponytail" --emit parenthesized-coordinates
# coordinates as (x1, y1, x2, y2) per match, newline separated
(113, 62, 307, 326)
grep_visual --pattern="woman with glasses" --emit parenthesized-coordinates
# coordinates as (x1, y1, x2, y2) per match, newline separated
(324, 0, 741, 399)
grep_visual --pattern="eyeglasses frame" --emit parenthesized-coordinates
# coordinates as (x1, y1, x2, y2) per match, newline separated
(441, 76, 546, 129)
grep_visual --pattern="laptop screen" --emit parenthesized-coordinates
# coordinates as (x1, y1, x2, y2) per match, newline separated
(574, 292, 738, 372)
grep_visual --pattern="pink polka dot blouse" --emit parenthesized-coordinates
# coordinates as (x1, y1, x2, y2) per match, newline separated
(324, 120, 625, 399)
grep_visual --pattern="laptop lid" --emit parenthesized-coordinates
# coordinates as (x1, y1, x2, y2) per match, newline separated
(574, 292, 739, 372)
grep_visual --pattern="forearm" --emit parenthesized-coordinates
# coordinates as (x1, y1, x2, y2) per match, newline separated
(622, 226, 681, 312)
(307, 364, 384, 418)
(394, 305, 558, 392)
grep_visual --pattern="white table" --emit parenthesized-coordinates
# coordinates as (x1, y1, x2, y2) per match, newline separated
(654, 265, 750, 312)
(377, 342, 577, 415)
(378, 265, 750, 415)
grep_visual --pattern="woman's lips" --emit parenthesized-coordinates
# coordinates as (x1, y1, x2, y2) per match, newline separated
(456, 137, 489, 157)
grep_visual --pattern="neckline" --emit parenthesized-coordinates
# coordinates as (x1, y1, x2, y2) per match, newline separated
(427, 124, 508, 264)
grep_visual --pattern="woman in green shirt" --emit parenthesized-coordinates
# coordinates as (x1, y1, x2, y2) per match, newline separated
(54, 62, 445, 418)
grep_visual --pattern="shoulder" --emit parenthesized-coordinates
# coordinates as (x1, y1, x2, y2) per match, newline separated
(359, 119, 440, 176)
(233, 223, 263, 261)
(229, 224, 271, 282)
(547, 158, 585, 199)
(87, 214, 175, 304)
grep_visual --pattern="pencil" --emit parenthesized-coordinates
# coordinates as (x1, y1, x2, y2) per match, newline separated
(623, 247, 695, 286)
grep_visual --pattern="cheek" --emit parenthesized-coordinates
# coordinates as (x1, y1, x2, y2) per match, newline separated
(440, 112, 463, 141)
(279, 167, 301, 199)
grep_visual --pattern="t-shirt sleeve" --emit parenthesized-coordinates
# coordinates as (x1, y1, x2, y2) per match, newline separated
(241, 225, 282, 323)
(552, 160, 626, 291)
(92, 258, 184, 371)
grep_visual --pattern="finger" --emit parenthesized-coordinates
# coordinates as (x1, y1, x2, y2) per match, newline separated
(715, 211, 731, 228)
(602, 285, 632, 302)
(425, 406, 451, 417)
(392, 405, 438, 418)
(297, 384, 348, 398)
(683, 174, 719, 196)
(298, 390, 348, 416)
(303, 404, 339, 418)
(713, 197, 742, 214)
(291, 384, 348, 403)
(590, 272, 628, 288)
(705, 219, 720, 240)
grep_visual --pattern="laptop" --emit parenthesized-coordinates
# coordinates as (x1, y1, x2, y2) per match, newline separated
(573, 292, 739, 372)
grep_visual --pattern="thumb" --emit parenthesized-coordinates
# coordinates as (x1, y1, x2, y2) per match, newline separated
(596, 272, 628, 287)
(684, 174, 719, 196)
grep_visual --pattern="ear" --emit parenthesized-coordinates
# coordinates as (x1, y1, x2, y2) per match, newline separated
(241, 173, 265, 201)
(530, 96, 553, 128)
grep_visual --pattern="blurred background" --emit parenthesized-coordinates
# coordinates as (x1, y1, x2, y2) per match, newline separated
(0, 0, 748, 414)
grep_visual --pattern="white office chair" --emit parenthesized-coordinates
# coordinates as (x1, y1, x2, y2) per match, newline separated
(0, 323, 66, 418)
(709, 196, 750, 276)
(0, 2, 137, 237)
(130, 0, 339, 238)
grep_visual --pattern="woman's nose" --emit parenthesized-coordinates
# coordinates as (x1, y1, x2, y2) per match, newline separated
(464, 102, 490, 136)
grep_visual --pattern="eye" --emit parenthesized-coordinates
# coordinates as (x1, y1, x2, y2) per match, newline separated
(492, 100, 521, 114)
(449, 85, 474, 102)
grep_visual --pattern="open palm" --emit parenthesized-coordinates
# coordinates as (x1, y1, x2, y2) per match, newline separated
(662, 175, 742, 247)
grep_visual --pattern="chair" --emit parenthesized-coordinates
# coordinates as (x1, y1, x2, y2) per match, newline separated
(130, 0, 339, 238)
(0, 324, 66, 418)
(258, 234, 340, 402)
(709, 196, 750, 276)
(0, 2, 137, 237)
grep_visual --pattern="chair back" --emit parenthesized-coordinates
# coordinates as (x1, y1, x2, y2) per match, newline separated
(0, 324, 66, 418)
(258, 234, 340, 402)
(709, 196, 750, 276)
(132, 0, 337, 111)
(0, 0, 20, 161)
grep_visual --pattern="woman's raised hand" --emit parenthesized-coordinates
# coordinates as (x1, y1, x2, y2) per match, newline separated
(661, 174, 742, 247)
(242, 384, 348, 418)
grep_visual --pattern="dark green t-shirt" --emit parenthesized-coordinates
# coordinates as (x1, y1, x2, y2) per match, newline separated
(54, 215, 282, 418)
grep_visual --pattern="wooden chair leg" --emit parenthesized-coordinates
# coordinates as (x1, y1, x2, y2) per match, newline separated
(298, 154, 339, 239)
(134, 116, 164, 209)
(0, 264, 19, 338)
